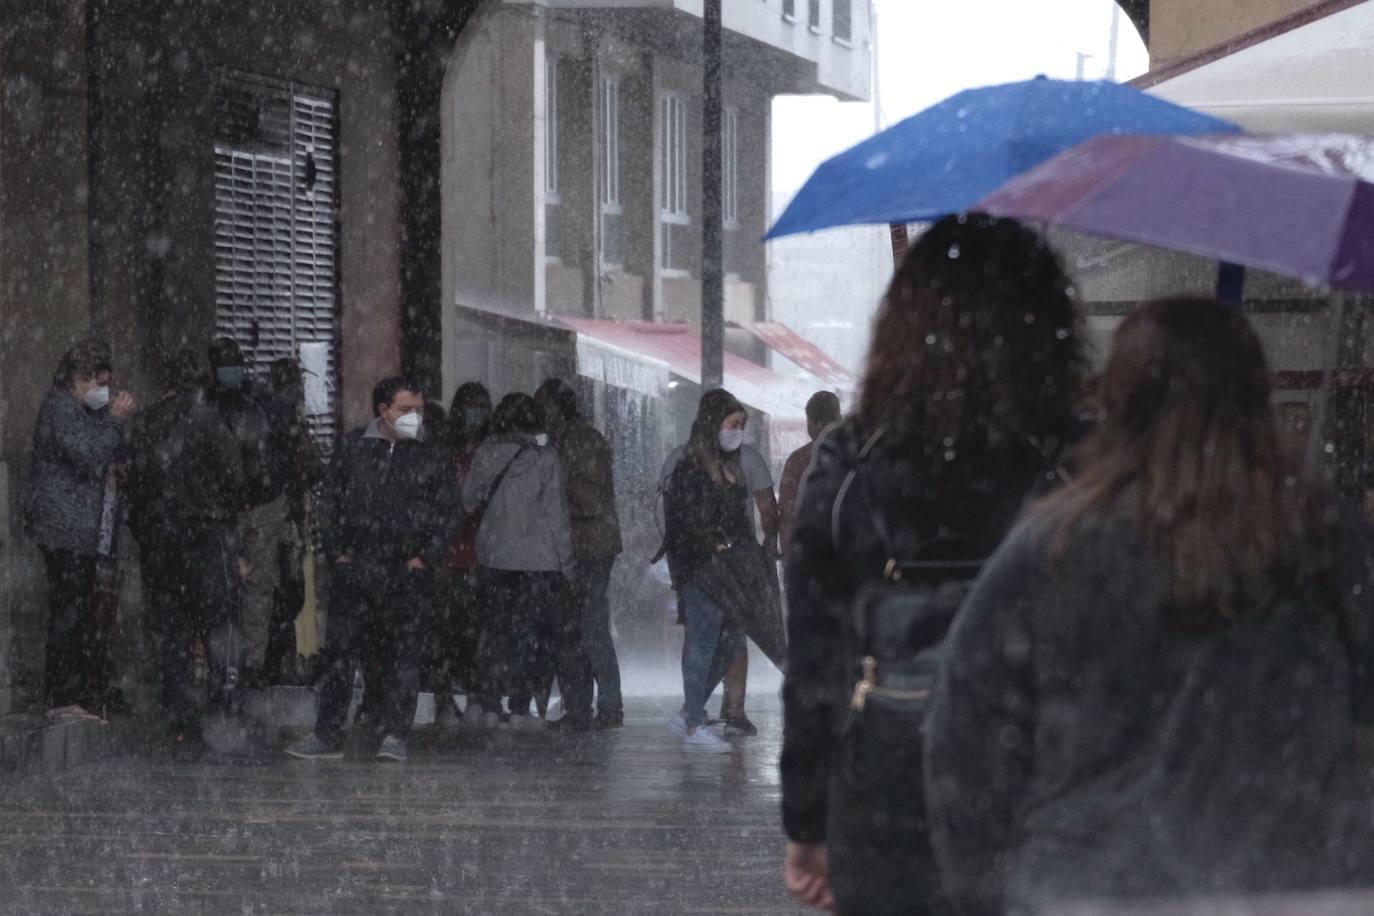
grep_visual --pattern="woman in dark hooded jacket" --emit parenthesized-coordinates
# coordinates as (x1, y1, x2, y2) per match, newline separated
(925, 297, 1374, 915)
(781, 214, 1085, 914)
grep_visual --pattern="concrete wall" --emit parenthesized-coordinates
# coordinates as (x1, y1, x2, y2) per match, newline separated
(1149, 0, 1324, 69)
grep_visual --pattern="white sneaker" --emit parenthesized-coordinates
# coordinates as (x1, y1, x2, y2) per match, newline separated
(667, 712, 688, 737)
(508, 713, 545, 732)
(683, 726, 731, 754)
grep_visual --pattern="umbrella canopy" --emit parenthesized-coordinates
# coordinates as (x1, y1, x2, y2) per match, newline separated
(765, 77, 1239, 240)
(976, 133, 1374, 291)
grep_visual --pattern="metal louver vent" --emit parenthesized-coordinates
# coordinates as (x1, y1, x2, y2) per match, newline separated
(213, 72, 340, 457)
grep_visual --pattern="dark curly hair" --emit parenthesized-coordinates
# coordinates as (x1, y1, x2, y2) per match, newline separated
(859, 213, 1084, 468)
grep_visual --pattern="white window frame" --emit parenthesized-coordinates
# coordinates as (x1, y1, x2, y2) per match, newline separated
(808, 0, 822, 33)
(722, 106, 739, 230)
(600, 74, 623, 269)
(660, 91, 688, 223)
(659, 91, 690, 276)
(544, 56, 560, 203)
(781, 0, 797, 22)
(833, 0, 853, 44)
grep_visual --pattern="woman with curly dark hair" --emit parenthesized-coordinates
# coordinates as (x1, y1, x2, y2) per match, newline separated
(926, 298, 1374, 914)
(781, 213, 1085, 914)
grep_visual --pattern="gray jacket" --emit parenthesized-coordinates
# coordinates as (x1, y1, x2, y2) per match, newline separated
(462, 435, 575, 576)
(24, 387, 126, 554)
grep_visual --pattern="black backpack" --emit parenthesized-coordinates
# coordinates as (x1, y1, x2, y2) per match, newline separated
(833, 428, 985, 722)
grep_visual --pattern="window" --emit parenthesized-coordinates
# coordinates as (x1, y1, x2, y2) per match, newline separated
(600, 75, 624, 267)
(544, 56, 561, 260)
(722, 107, 739, 229)
(782, 0, 796, 19)
(213, 72, 340, 454)
(833, 0, 852, 42)
(660, 91, 690, 272)
(808, 0, 821, 31)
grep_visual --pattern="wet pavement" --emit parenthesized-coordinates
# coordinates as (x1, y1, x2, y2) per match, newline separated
(0, 695, 801, 915)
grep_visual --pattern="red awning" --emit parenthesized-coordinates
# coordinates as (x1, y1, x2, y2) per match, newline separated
(559, 317, 814, 421)
(735, 321, 857, 389)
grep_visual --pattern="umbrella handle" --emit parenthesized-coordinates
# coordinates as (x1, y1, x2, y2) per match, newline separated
(889, 224, 909, 268)
(1216, 262, 1246, 304)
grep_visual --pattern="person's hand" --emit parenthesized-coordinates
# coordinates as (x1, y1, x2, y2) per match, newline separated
(238, 558, 251, 580)
(406, 557, 427, 572)
(784, 841, 834, 911)
(335, 553, 353, 565)
(111, 391, 136, 419)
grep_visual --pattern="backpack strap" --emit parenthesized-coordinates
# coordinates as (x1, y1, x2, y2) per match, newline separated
(475, 445, 530, 519)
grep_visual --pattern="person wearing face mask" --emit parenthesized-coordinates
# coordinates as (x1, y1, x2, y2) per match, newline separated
(286, 376, 457, 763)
(207, 337, 305, 688)
(24, 337, 136, 722)
(462, 393, 589, 731)
(656, 394, 780, 737)
(431, 381, 495, 728)
(660, 388, 765, 754)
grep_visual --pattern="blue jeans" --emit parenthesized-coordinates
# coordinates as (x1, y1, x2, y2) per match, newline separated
(680, 584, 744, 728)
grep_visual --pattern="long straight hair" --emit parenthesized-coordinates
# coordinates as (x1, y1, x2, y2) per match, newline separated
(1043, 297, 1304, 626)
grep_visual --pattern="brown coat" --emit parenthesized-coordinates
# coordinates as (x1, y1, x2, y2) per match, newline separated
(555, 419, 623, 562)
(778, 439, 815, 558)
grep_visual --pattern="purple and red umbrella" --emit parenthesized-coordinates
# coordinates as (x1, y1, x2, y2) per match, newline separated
(976, 133, 1374, 292)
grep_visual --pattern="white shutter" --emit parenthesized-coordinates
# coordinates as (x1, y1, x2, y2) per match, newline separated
(214, 72, 340, 457)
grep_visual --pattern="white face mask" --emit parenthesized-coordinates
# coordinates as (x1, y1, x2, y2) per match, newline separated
(718, 428, 744, 453)
(534, 433, 550, 448)
(391, 411, 422, 440)
(82, 386, 111, 411)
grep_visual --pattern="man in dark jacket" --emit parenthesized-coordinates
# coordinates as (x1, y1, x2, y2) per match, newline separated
(127, 350, 248, 760)
(207, 337, 304, 686)
(287, 376, 456, 763)
(535, 379, 623, 729)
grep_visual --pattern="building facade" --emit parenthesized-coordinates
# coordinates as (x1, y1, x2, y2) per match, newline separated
(0, 0, 480, 715)
(440, 0, 869, 535)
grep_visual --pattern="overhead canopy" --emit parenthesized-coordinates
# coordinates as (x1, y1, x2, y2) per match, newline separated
(1142, 1, 1374, 133)
(561, 317, 816, 422)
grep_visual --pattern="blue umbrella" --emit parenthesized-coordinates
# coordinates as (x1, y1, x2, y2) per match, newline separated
(766, 76, 1240, 240)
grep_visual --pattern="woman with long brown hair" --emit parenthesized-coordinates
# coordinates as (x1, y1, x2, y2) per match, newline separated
(926, 297, 1374, 914)
(781, 213, 1085, 914)
(662, 388, 759, 754)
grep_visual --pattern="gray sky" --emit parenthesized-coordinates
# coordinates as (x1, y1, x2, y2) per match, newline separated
(772, 0, 1151, 195)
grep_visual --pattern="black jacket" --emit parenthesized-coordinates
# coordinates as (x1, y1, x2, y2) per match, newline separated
(780, 415, 1060, 844)
(209, 380, 294, 507)
(662, 452, 755, 592)
(126, 389, 247, 542)
(317, 421, 457, 568)
(925, 495, 1374, 915)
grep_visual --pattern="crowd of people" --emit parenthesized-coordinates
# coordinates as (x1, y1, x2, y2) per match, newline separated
(24, 210, 1374, 911)
(22, 332, 802, 764)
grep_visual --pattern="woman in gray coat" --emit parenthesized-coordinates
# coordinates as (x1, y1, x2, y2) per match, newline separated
(24, 338, 135, 719)
(926, 298, 1374, 914)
